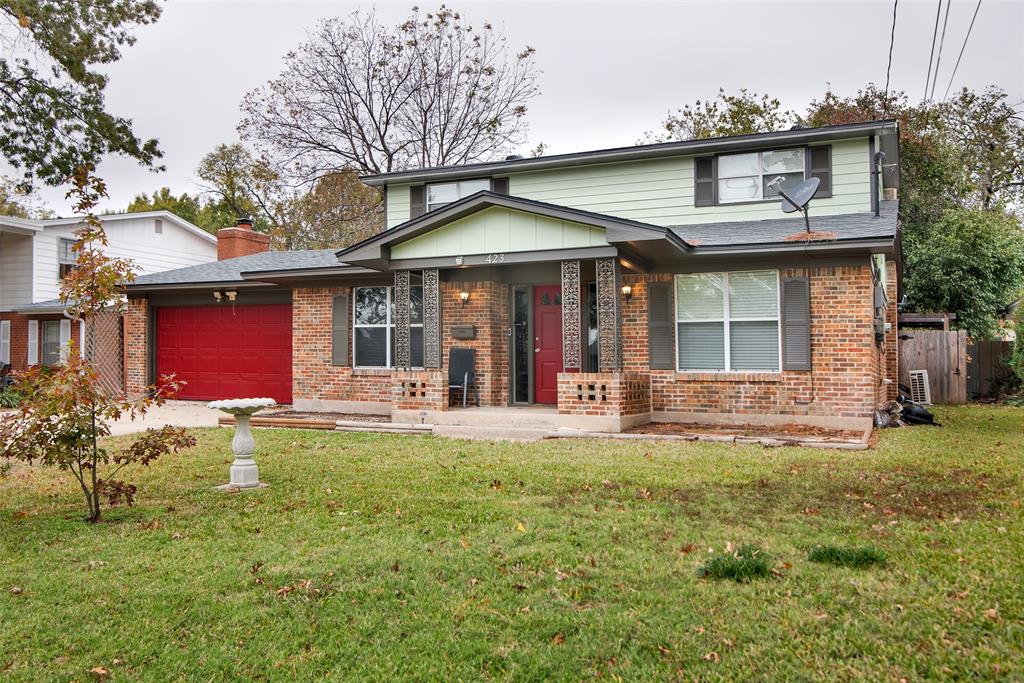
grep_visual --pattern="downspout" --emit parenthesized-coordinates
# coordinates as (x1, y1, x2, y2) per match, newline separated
(868, 135, 879, 217)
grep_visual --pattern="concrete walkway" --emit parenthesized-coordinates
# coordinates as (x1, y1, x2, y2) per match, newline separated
(108, 400, 221, 436)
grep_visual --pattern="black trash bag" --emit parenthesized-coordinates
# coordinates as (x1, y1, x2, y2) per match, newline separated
(901, 402, 940, 426)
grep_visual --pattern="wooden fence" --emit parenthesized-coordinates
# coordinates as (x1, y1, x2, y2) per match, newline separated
(898, 329, 968, 404)
(966, 340, 1015, 398)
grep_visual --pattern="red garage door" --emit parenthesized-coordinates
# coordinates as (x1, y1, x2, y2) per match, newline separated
(156, 304, 292, 404)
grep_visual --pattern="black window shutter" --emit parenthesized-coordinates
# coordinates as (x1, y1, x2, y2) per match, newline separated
(332, 291, 349, 366)
(694, 157, 716, 207)
(647, 281, 675, 369)
(806, 146, 832, 198)
(491, 177, 509, 194)
(781, 277, 811, 371)
(410, 185, 426, 218)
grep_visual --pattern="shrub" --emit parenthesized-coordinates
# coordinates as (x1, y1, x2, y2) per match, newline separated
(0, 389, 20, 409)
(807, 544, 886, 568)
(697, 544, 772, 582)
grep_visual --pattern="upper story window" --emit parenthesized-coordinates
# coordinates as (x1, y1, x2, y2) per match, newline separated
(426, 179, 490, 212)
(58, 238, 77, 279)
(717, 149, 804, 203)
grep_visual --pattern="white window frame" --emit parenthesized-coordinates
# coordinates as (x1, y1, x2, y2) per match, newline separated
(58, 237, 77, 279)
(717, 149, 805, 204)
(674, 270, 783, 373)
(40, 320, 62, 367)
(0, 320, 10, 365)
(425, 178, 491, 212)
(352, 286, 424, 369)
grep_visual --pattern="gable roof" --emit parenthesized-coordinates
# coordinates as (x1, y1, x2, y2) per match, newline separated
(360, 120, 900, 187)
(336, 190, 690, 268)
(44, 210, 217, 244)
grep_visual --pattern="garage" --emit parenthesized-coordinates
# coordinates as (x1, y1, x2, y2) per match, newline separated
(155, 304, 293, 404)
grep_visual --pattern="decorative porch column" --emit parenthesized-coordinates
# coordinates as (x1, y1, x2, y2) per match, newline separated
(596, 257, 623, 371)
(422, 268, 442, 368)
(561, 260, 581, 370)
(394, 270, 411, 369)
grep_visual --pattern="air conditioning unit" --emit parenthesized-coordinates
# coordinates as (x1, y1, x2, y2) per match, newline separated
(908, 369, 932, 405)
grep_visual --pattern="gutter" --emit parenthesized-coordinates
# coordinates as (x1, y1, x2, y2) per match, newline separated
(688, 237, 895, 257)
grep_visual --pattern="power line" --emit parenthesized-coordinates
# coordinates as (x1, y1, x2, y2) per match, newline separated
(942, 0, 983, 101)
(883, 0, 899, 117)
(923, 0, 943, 101)
(929, 0, 953, 102)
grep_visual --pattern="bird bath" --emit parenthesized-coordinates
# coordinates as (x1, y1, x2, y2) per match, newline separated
(208, 398, 276, 490)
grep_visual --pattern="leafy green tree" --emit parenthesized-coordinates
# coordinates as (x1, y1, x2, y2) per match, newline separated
(274, 170, 382, 250)
(903, 208, 1024, 339)
(126, 187, 203, 226)
(0, 174, 51, 218)
(0, 0, 162, 186)
(196, 143, 282, 233)
(642, 89, 793, 143)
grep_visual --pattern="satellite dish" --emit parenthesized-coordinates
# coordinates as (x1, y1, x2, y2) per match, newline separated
(778, 177, 820, 213)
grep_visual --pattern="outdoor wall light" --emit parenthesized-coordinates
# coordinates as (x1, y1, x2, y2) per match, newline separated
(621, 284, 632, 300)
(213, 291, 223, 302)
(459, 291, 470, 305)
(225, 290, 238, 302)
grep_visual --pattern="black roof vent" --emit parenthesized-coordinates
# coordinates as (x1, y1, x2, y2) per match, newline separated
(505, 154, 523, 161)
(790, 123, 809, 130)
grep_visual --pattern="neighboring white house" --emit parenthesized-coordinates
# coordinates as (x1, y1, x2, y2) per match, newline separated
(0, 210, 217, 373)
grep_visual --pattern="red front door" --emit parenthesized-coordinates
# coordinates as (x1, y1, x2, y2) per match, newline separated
(533, 285, 563, 404)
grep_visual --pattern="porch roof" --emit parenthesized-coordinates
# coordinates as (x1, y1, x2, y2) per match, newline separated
(335, 190, 691, 271)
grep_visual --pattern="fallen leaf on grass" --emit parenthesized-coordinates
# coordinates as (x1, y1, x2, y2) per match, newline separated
(89, 666, 110, 679)
(680, 544, 698, 554)
(9, 586, 23, 595)
(702, 651, 720, 662)
(984, 608, 1000, 622)
(551, 633, 565, 646)
(514, 522, 526, 532)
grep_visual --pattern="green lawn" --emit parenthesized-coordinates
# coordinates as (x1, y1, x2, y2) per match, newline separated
(1, 407, 1022, 681)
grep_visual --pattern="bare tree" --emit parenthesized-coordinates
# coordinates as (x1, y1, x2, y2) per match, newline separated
(238, 5, 539, 178)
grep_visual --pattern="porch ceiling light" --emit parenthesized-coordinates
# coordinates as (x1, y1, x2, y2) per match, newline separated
(459, 290, 470, 305)
(226, 290, 238, 302)
(213, 291, 223, 302)
(621, 284, 632, 300)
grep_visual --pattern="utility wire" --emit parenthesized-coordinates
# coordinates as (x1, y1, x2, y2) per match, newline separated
(929, 0, 953, 102)
(942, 0, 983, 101)
(883, 0, 899, 117)
(923, 0, 942, 101)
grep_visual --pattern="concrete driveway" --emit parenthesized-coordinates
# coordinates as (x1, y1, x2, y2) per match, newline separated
(108, 400, 222, 436)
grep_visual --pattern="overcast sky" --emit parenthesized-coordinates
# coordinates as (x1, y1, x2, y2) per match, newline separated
(24, 0, 1024, 216)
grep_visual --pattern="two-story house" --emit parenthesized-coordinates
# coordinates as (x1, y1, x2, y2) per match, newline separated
(125, 120, 900, 432)
(0, 211, 217, 380)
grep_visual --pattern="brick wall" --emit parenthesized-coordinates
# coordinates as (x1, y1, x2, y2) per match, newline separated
(0, 312, 29, 371)
(440, 281, 508, 407)
(124, 298, 148, 397)
(392, 370, 447, 410)
(557, 371, 651, 417)
(292, 287, 393, 405)
(623, 263, 884, 420)
(885, 260, 899, 401)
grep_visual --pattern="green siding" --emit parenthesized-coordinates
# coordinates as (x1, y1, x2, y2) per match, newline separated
(389, 207, 607, 259)
(383, 138, 874, 229)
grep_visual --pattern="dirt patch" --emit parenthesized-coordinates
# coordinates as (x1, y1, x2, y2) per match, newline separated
(628, 421, 862, 442)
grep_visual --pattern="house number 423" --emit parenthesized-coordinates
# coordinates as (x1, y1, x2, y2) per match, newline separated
(485, 253, 506, 264)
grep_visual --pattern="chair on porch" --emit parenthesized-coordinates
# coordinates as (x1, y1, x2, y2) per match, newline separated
(448, 348, 479, 408)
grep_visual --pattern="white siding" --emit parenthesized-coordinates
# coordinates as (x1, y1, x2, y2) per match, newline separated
(34, 216, 217, 302)
(0, 232, 35, 310)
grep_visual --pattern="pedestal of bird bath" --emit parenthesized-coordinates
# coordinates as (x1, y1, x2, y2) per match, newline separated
(208, 398, 276, 490)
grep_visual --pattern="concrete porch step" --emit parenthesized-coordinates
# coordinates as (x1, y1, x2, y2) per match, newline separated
(398, 407, 566, 429)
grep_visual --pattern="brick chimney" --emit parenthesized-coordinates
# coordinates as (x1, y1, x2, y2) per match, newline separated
(217, 217, 270, 260)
